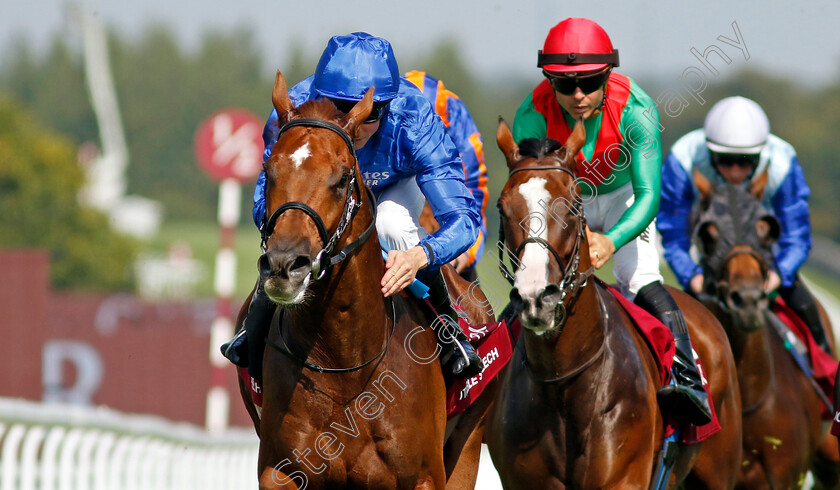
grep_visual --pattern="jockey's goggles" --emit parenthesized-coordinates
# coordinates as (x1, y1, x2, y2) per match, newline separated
(711, 152, 760, 169)
(329, 98, 391, 123)
(543, 68, 610, 96)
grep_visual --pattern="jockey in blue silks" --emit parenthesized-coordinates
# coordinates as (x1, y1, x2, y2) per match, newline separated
(404, 70, 489, 283)
(224, 32, 484, 379)
(658, 96, 831, 353)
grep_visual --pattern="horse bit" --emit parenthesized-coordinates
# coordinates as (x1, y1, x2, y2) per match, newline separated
(260, 118, 395, 374)
(498, 163, 595, 331)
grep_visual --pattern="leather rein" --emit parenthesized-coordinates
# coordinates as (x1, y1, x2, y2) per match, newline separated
(498, 163, 595, 332)
(261, 118, 393, 374)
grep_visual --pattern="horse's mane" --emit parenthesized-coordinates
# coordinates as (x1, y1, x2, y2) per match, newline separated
(519, 137, 563, 160)
(297, 98, 344, 122)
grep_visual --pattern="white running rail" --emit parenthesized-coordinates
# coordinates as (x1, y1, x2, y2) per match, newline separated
(0, 398, 258, 490)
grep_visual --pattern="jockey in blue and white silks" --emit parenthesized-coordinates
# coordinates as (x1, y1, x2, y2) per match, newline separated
(658, 129, 810, 290)
(658, 96, 829, 353)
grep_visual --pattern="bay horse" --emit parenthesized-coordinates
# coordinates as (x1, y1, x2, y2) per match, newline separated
(692, 169, 839, 488)
(485, 118, 742, 488)
(239, 71, 496, 489)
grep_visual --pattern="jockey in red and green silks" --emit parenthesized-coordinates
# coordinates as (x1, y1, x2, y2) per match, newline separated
(513, 71, 662, 258)
(512, 17, 712, 427)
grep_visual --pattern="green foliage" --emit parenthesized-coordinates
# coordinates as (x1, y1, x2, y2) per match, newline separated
(2, 22, 840, 280)
(0, 96, 137, 291)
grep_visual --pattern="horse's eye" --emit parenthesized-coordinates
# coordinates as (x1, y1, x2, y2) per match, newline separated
(336, 172, 350, 188)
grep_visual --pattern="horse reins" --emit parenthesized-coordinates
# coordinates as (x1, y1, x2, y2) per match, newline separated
(260, 118, 377, 281)
(262, 118, 393, 374)
(267, 297, 397, 374)
(498, 163, 595, 330)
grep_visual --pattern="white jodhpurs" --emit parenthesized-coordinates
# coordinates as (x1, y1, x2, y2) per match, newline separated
(583, 183, 663, 298)
(376, 177, 427, 253)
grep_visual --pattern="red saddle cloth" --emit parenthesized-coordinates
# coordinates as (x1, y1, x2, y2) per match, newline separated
(769, 298, 838, 423)
(605, 285, 721, 444)
(238, 311, 515, 420)
(446, 313, 515, 419)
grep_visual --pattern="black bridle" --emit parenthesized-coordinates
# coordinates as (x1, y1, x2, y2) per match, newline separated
(260, 118, 377, 281)
(697, 186, 772, 309)
(498, 163, 595, 330)
(261, 117, 393, 374)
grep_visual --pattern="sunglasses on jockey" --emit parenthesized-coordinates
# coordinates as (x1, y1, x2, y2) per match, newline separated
(329, 98, 391, 123)
(711, 152, 760, 169)
(543, 68, 611, 96)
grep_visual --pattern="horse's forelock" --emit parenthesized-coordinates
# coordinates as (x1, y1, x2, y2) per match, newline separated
(519, 138, 562, 161)
(517, 137, 575, 172)
(297, 98, 343, 122)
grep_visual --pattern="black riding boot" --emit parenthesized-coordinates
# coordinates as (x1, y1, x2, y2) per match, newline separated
(220, 283, 277, 383)
(779, 280, 833, 354)
(635, 282, 713, 426)
(426, 271, 484, 379)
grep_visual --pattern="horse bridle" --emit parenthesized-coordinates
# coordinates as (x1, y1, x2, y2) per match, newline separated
(498, 163, 595, 330)
(699, 186, 772, 309)
(261, 117, 394, 374)
(260, 118, 377, 281)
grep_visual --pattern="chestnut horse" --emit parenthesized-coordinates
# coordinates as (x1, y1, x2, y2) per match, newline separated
(485, 119, 742, 488)
(692, 170, 839, 488)
(240, 71, 496, 489)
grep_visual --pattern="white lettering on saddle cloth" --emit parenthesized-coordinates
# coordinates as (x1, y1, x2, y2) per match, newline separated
(459, 347, 500, 400)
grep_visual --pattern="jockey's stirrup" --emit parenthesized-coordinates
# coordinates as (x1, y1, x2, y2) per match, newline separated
(220, 285, 276, 382)
(427, 272, 484, 379)
(656, 310, 713, 426)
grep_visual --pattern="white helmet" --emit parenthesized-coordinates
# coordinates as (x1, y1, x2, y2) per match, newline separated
(704, 96, 769, 154)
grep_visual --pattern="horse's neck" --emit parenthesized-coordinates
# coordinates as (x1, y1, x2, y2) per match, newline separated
(523, 282, 604, 382)
(727, 319, 775, 407)
(287, 217, 388, 368)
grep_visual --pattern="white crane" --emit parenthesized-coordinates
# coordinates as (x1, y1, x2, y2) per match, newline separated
(75, 7, 162, 239)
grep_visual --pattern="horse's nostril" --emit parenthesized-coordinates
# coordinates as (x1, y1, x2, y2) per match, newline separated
(258, 254, 272, 281)
(287, 255, 311, 278)
(730, 290, 744, 308)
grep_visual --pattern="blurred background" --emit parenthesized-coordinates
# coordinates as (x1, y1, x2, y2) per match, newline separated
(2, 0, 840, 487)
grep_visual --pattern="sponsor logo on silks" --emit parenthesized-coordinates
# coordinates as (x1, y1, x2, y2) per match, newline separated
(362, 171, 390, 187)
(251, 377, 262, 394)
(834, 410, 840, 424)
(458, 347, 500, 400)
(639, 226, 651, 243)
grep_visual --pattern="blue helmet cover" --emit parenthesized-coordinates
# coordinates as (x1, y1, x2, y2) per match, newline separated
(313, 32, 400, 103)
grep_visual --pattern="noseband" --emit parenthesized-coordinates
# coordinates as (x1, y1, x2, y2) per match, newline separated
(499, 164, 595, 329)
(260, 118, 377, 280)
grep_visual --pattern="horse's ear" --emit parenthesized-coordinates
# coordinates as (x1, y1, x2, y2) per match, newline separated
(496, 117, 521, 169)
(694, 167, 713, 203)
(340, 87, 375, 134)
(748, 169, 769, 200)
(756, 216, 781, 247)
(272, 71, 295, 124)
(697, 222, 719, 257)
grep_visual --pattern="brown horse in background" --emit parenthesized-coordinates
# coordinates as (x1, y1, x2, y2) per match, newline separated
(692, 169, 840, 488)
(237, 71, 497, 489)
(484, 119, 742, 489)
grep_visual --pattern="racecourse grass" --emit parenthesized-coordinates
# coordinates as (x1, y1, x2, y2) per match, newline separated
(147, 220, 840, 314)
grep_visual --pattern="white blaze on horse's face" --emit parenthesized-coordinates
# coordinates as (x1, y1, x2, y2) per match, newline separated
(515, 177, 551, 329)
(290, 142, 311, 168)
